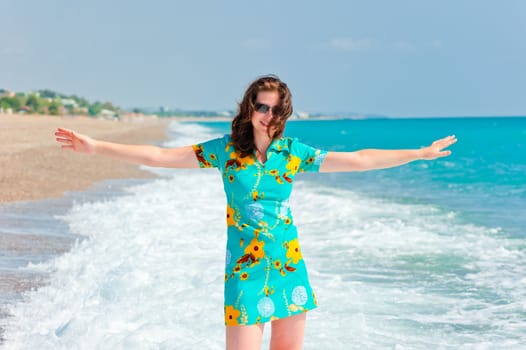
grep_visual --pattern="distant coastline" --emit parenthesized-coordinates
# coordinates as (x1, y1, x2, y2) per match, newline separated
(147, 114, 526, 122)
(1, 88, 523, 122)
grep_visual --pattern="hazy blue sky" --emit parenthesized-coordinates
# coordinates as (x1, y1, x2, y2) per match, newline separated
(1, 0, 525, 117)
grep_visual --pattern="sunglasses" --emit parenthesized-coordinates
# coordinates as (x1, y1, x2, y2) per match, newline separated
(254, 102, 282, 116)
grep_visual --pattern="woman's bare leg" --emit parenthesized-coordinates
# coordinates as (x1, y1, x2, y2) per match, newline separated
(269, 312, 307, 350)
(226, 323, 265, 350)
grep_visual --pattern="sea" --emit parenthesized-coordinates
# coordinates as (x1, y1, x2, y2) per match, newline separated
(1, 117, 525, 349)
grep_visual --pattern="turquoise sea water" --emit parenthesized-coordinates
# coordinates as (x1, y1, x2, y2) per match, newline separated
(202, 117, 526, 238)
(1, 117, 525, 349)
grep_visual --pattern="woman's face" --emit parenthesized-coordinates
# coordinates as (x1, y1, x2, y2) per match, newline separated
(251, 90, 280, 139)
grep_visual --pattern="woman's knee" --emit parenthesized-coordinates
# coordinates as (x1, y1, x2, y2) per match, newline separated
(270, 313, 307, 350)
(226, 323, 265, 350)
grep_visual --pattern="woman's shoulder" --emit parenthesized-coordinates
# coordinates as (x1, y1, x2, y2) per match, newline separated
(274, 136, 307, 149)
(270, 136, 309, 155)
(201, 134, 231, 144)
(274, 137, 325, 157)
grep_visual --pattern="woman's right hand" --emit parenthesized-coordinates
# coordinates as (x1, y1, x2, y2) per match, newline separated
(54, 128, 97, 154)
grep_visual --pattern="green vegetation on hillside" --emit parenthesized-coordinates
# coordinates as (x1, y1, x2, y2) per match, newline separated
(0, 89, 120, 117)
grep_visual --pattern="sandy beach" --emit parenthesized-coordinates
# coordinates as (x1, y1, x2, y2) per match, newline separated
(0, 113, 171, 343)
(0, 114, 170, 203)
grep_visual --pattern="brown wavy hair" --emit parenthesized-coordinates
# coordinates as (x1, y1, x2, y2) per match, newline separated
(230, 75, 293, 157)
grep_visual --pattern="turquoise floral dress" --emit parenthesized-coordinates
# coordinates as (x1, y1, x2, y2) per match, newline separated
(192, 135, 327, 326)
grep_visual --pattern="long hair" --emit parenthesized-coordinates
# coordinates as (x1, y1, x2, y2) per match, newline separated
(230, 75, 293, 157)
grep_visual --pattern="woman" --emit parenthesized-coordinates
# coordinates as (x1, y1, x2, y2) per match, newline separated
(55, 75, 456, 350)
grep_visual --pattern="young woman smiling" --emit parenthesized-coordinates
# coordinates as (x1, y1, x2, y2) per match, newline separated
(55, 75, 456, 350)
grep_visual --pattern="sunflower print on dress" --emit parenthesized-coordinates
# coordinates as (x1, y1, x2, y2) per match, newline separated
(192, 135, 327, 325)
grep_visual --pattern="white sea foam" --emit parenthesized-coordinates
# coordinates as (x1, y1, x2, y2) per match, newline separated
(3, 123, 525, 349)
(291, 183, 526, 349)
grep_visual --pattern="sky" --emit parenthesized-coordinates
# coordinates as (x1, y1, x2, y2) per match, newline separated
(1, 0, 525, 117)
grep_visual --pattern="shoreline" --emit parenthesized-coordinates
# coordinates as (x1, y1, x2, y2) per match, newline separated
(0, 113, 171, 342)
(0, 114, 170, 203)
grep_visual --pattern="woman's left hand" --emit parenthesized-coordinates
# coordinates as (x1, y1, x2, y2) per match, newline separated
(420, 135, 458, 160)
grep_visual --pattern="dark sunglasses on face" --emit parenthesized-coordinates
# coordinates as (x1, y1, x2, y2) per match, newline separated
(254, 102, 282, 116)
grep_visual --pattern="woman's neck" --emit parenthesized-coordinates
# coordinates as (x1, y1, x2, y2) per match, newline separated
(254, 133, 272, 154)
(253, 133, 273, 162)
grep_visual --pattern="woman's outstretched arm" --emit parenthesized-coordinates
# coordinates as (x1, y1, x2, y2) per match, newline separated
(319, 135, 457, 173)
(54, 128, 200, 168)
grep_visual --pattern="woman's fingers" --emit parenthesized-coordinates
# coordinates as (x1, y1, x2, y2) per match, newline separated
(434, 135, 456, 145)
(434, 135, 457, 150)
(422, 135, 457, 160)
(55, 128, 73, 138)
(443, 135, 457, 146)
(55, 137, 72, 144)
(55, 128, 96, 154)
(54, 129, 74, 142)
(57, 127, 73, 133)
(438, 150, 452, 157)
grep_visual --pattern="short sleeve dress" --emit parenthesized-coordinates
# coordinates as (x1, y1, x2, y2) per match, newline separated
(192, 134, 327, 326)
